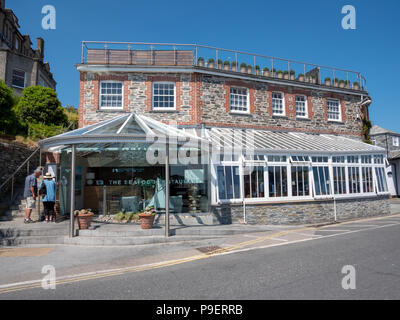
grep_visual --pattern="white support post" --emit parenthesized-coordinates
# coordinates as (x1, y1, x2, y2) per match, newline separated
(165, 139, 170, 238)
(69, 145, 76, 238)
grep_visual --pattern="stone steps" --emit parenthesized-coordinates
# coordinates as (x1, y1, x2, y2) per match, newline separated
(1, 236, 65, 246)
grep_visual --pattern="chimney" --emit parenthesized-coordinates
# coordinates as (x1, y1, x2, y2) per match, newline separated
(37, 37, 44, 60)
(0, 0, 5, 10)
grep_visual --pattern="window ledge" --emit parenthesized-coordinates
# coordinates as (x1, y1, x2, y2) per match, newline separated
(296, 117, 311, 121)
(229, 112, 252, 116)
(272, 115, 288, 120)
(149, 109, 179, 113)
(328, 120, 345, 125)
(97, 109, 127, 113)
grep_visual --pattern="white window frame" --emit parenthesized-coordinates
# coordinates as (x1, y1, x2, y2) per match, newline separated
(11, 69, 26, 89)
(99, 81, 124, 110)
(393, 136, 399, 147)
(272, 92, 285, 116)
(295, 95, 308, 118)
(229, 86, 249, 114)
(326, 98, 342, 122)
(152, 82, 176, 110)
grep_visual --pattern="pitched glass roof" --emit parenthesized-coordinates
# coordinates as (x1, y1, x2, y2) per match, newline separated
(40, 112, 386, 155)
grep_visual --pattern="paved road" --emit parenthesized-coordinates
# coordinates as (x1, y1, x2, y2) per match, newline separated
(1, 215, 400, 300)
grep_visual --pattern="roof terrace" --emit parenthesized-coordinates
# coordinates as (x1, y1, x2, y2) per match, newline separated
(80, 41, 367, 92)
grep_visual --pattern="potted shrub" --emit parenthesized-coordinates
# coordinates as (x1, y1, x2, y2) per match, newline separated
(324, 77, 331, 86)
(197, 57, 204, 67)
(207, 58, 215, 68)
(339, 79, 346, 88)
(240, 62, 247, 73)
(223, 60, 230, 71)
(283, 70, 289, 80)
(353, 82, 360, 90)
(231, 61, 237, 72)
(298, 73, 305, 82)
(290, 70, 295, 80)
(345, 80, 351, 89)
(217, 59, 223, 69)
(138, 206, 157, 229)
(276, 70, 283, 79)
(333, 78, 339, 87)
(254, 65, 260, 75)
(247, 65, 253, 74)
(263, 67, 270, 77)
(311, 74, 317, 84)
(74, 209, 94, 230)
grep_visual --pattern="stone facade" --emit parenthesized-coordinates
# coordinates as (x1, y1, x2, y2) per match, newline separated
(79, 71, 365, 139)
(0, 0, 56, 94)
(211, 195, 391, 225)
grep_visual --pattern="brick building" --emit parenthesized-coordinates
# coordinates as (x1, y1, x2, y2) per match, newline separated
(39, 41, 390, 226)
(0, 0, 56, 94)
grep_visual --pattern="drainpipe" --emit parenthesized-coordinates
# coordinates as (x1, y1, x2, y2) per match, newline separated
(69, 145, 76, 238)
(165, 138, 170, 238)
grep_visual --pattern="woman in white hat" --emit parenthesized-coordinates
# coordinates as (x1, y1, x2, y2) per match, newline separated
(39, 173, 57, 223)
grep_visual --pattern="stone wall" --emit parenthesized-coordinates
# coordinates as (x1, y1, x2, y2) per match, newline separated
(0, 139, 40, 193)
(211, 195, 391, 225)
(79, 71, 365, 138)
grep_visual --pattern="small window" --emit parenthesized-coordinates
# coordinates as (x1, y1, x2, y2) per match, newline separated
(295, 95, 307, 118)
(347, 155, 359, 163)
(312, 166, 331, 196)
(272, 92, 284, 115)
(327, 99, 341, 121)
(152, 82, 175, 109)
(374, 155, 384, 164)
(267, 155, 287, 162)
(375, 167, 388, 193)
(393, 136, 399, 147)
(12, 69, 25, 88)
(230, 87, 248, 113)
(217, 166, 241, 200)
(100, 81, 123, 109)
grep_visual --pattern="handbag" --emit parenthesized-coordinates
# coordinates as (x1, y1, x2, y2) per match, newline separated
(39, 182, 47, 196)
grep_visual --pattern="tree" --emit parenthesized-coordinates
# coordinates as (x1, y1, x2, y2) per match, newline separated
(0, 80, 19, 135)
(63, 105, 79, 130)
(15, 86, 68, 127)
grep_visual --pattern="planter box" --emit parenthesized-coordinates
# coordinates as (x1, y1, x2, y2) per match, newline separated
(224, 64, 230, 71)
(139, 213, 155, 229)
(277, 73, 283, 79)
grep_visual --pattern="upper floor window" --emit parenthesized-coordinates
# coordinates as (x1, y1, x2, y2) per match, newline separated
(12, 69, 25, 88)
(152, 82, 175, 109)
(393, 136, 399, 147)
(100, 81, 123, 109)
(327, 99, 341, 121)
(272, 92, 284, 115)
(295, 95, 307, 118)
(230, 87, 248, 113)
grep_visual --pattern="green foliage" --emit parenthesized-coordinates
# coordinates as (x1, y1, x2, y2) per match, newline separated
(64, 105, 79, 130)
(27, 122, 66, 139)
(15, 86, 68, 127)
(223, 60, 230, 66)
(263, 67, 269, 72)
(208, 58, 214, 63)
(240, 62, 247, 68)
(0, 80, 20, 135)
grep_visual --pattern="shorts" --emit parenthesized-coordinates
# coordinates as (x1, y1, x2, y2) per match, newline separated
(26, 197, 36, 210)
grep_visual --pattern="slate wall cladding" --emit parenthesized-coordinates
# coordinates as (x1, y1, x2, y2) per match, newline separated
(79, 71, 365, 138)
(211, 195, 391, 225)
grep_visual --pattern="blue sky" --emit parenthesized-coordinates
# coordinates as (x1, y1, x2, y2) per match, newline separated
(9, 0, 400, 132)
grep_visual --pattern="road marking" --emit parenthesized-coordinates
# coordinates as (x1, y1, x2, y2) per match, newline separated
(269, 237, 289, 242)
(294, 232, 323, 238)
(1, 214, 400, 295)
(315, 229, 351, 232)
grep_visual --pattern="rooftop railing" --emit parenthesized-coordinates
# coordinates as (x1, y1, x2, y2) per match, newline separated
(81, 41, 367, 91)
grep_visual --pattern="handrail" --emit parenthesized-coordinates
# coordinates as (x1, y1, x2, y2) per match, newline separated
(81, 41, 367, 88)
(0, 147, 40, 192)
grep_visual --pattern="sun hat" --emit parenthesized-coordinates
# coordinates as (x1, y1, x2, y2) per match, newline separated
(44, 172, 53, 179)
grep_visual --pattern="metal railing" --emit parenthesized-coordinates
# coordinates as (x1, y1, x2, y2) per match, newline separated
(0, 147, 42, 202)
(81, 41, 367, 91)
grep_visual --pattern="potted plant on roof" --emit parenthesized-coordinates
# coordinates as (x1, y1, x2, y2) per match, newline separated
(298, 73, 305, 82)
(271, 68, 276, 77)
(263, 67, 270, 77)
(283, 70, 289, 80)
(197, 57, 204, 67)
(207, 58, 215, 68)
(276, 70, 283, 79)
(311, 74, 317, 84)
(240, 62, 247, 73)
(324, 77, 331, 86)
(247, 65, 253, 74)
(290, 70, 295, 80)
(339, 79, 346, 88)
(223, 60, 230, 71)
(217, 59, 223, 70)
(138, 206, 157, 229)
(345, 80, 351, 89)
(333, 78, 339, 87)
(231, 61, 237, 72)
(255, 65, 260, 75)
(353, 81, 360, 90)
(74, 209, 94, 230)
